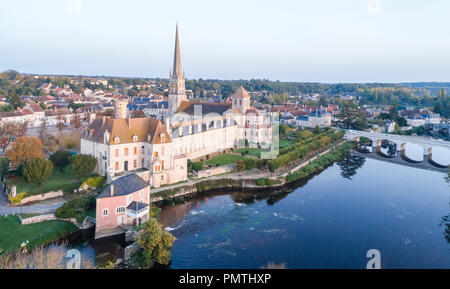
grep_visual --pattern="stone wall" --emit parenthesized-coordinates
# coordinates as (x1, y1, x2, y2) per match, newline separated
(20, 190, 64, 205)
(196, 164, 235, 178)
(19, 213, 79, 227)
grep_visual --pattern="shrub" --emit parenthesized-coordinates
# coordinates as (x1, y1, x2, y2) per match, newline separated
(256, 178, 273, 187)
(55, 195, 96, 222)
(191, 162, 203, 171)
(81, 176, 105, 190)
(8, 192, 27, 205)
(23, 158, 54, 185)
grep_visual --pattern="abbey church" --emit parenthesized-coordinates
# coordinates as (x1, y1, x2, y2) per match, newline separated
(81, 25, 273, 188)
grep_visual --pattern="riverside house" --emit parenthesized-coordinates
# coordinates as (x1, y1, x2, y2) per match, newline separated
(95, 173, 151, 239)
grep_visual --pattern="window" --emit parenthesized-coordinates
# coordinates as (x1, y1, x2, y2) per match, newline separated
(161, 160, 164, 170)
(154, 151, 158, 157)
(134, 159, 137, 169)
(133, 147, 137, 155)
(124, 148, 129, 156)
(141, 146, 145, 154)
(116, 207, 125, 214)
(102, 209, 109, 217)
(114, 137, 120, 144)
(115, 149, 119, 157)
(115, 162, 119, 171)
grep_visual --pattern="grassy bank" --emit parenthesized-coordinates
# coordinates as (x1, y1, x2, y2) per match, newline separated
(0, 215, 78, 253)
(285, 142, 354, 183)
(7, 166, 81, 197)
(205, 154, 248, 167)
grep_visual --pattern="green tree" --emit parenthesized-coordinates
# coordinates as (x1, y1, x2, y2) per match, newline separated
(137, 218, 176, 267)
(336, 106, 368, 130)
(244, 158, 256, 170)
(0, 157, 10, 179)
(69, 154, 97, 180)
(50, 150, 71, 172)
(23, 158, 53, 185)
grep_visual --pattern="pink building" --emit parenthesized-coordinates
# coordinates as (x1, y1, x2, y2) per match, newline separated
(95, 173, 151, 239)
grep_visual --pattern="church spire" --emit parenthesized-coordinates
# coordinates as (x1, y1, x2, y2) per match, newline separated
(172, 23, 183, 79)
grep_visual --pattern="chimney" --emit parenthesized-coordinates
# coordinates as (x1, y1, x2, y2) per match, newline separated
(110, 184, 114, 196)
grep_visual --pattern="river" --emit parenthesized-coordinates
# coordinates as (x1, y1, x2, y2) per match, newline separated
(72, 152, 450, 269)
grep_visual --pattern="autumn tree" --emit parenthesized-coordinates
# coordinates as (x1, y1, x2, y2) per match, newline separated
(137, 218, 176, 267)
(5, 137, 44, 167)
(236, 160, 245, 172)
(23, 158, 53, 185)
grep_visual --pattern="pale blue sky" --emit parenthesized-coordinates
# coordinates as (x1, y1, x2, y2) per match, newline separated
(1, 0, 450, 83)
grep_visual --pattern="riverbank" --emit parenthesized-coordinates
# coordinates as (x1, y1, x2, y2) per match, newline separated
(151, 141, 355, 204)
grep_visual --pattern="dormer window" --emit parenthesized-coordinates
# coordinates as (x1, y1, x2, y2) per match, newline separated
(132, 135, 138, 142)
(114, 136, 120, 144)
(160, 134, 166, 143)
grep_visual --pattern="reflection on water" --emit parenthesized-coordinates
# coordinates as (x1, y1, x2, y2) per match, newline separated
(159, 158, 450, 269)
(337, 155, 366, 180)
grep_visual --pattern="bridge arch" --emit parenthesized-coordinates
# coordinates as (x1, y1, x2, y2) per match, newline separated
(345, 130, 450, 169)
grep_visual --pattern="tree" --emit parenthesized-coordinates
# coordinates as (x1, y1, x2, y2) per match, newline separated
(318, 95, 328, 107)
(56, 113, 65, 134)
(70, 114, 82, 130)
(39, 118, 47, 139)
(0, 122, 28, 152)
(50, 150, 71, 172)
(69, 154, 97, 180)
(0, 157, 9, 179)
(244, 158, 256, 170)
(236, 160, 245, 172)
(336, 108, 368, 130)
(5, 137, 44, 167)
(23, 158, 53, 185)
(137, 218, 176, 267)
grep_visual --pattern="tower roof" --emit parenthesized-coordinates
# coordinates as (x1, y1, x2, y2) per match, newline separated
(172, 24, 183, 78)
(231, 86, 250, 99)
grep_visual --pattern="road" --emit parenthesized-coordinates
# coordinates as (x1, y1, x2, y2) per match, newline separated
(0, 185, 66, 216)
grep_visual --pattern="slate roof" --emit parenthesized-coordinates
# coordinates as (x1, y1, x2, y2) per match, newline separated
(127, 201, 149, 211)
(176, 101, 231, 115)
(98, 174, 149, 199)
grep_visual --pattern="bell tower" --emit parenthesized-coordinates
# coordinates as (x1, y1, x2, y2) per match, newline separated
(114, 98, 128, 119)
(168, 24, 187, 115)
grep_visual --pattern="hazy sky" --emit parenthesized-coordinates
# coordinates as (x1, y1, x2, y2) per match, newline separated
(1, 0, 450, 83)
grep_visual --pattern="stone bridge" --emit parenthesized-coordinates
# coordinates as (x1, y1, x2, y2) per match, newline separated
(344, 130, 450, 169)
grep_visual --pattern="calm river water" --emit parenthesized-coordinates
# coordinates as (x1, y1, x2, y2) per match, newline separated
(73, 151, 450, 269)
(159, 155, 450, 269)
